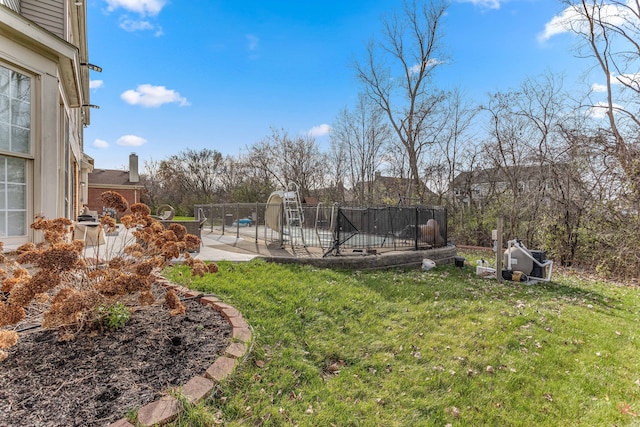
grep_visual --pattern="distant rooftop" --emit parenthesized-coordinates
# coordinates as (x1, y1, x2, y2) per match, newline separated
(88, 169, 142, 187)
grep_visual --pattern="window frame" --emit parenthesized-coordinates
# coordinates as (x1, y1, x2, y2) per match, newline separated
(0, 62, 34, 243)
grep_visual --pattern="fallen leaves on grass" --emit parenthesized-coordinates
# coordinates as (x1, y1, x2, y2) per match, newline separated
(618, 402, 638, 417)
(446, 406, 460, 418)
(322, 359, 346, 379)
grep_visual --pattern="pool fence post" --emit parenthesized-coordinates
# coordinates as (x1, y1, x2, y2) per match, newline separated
(336, 205, 341, 255)
(414, 207, 419, 251)
(210, 203, 214, 232)
(391, 206, 397, 250)
(279, 203, 284, 249)
(222, 204, 226, 235)
(255, 202, 259, 242)
(443, 207, 448, 247)
(236, 203, 240, 238)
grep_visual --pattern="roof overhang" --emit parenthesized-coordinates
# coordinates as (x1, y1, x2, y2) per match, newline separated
(81, 153, 95, 173)
(88, 183, 146, 191)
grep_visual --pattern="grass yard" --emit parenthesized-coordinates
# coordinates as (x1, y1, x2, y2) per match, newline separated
(162, 253, 640, 426)
(172, 216, 195, 221)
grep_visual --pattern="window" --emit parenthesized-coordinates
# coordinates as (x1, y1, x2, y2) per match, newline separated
(0, 156, 26, 237)
(0, 67, 30, 154)
(0, 65, 30, 237)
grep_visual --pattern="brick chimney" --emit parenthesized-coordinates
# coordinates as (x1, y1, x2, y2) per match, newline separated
(129, 153, 139, 183)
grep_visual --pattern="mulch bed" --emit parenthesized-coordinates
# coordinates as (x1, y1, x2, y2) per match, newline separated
(0, 286, 231, 427)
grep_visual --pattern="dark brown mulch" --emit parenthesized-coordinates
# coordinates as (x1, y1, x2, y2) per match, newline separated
(0, 288, 232, 427)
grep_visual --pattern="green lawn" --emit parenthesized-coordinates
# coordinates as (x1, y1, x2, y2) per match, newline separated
(172, 216, 194, 221)
(162, 253, 640, 426)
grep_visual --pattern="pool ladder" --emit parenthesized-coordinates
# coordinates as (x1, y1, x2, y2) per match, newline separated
(283, 182, 306, 248)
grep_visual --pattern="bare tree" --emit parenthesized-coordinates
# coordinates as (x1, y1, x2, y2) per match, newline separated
(423, 88, 479, 206)
(467, 64, 640, 274)
(139, 158, 163, 211)
(219, 154, 276, 203)
(560, 0, 640, 199)
(326, 134, 348, 203)
(247, 128, 326, 198)
(157, 148, 224, 213)
(355, 0, 448, 200)
(330, 93, 392, 204)
(480, 73, 571, 242)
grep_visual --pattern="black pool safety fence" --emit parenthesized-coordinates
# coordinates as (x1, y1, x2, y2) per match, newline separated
(194, 203, 447, 256)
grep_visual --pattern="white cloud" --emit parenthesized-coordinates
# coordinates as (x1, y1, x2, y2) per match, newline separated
(93, 139, 110, 149)
(246, 34, 260, 59)
(587, 101, 622, 119)
(458, 0, 501, 9)
(538, 6, 579, 42)
(246, 34, 260, 51)
(105, 0, 166, 16)
(614, 73, 640, 87)
(409, 58, 444, 74)
(539, 1, 638, 42)
(121, 84, 189, 107)
(90, 80, 104, 89)
(119, 17, 155, 32)
(591, 73, 640, 93)
(308, 124, 331, 137)
(116, 135, 148, 147)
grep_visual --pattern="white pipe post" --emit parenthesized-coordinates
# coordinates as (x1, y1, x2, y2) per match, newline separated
(496, 217, 503, 282)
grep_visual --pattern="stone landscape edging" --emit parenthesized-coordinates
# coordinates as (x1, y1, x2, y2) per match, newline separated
(105, 247, 453, 426)
(265, 245, 456, 270)
(107, 275, 252, 427)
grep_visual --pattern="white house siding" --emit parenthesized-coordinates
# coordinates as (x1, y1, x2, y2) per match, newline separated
(0, 0, 21, 12)
(21, 0, 64, 39)
(0, 6, 87, 245)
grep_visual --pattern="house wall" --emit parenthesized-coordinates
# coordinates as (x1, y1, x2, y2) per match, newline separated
(452, 169, 554, 210)
(20, 0, 65, 39)
(0, 5, 87, 245)
(0, 0, 21, 12)
(87, 187, 142, 216)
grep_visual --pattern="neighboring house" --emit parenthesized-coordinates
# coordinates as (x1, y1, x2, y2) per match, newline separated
(301, 196, 318, 206)
(314, 181, 347, 204)
(452, 164, 557, 209)
(87, 153, 145, 216)
(0, 1, 96, 245)
(350, 172, 437, 206)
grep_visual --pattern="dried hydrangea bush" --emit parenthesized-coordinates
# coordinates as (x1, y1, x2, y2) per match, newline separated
(0, 191, 206, 361)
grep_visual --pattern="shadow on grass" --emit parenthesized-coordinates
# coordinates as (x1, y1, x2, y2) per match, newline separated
(355, 263, 619, 312)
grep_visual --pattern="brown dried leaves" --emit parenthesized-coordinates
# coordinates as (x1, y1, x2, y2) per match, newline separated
(0, 193, 203, 357)
(165, 288, 186, 316)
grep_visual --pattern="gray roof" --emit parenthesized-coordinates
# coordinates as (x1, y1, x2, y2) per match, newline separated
(88, 169, 142, 187)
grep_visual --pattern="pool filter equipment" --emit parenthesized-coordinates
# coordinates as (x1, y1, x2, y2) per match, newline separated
(503, 239, 553, 282)
(475, 239, 553, 283)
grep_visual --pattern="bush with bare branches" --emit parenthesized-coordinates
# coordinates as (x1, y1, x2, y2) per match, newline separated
(0, 192, 204, 361)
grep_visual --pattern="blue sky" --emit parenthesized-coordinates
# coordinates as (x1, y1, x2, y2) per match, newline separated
(84, 0, 591, 170)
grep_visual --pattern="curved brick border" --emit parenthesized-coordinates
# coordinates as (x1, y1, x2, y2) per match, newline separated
(107, 276, 252, 427)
